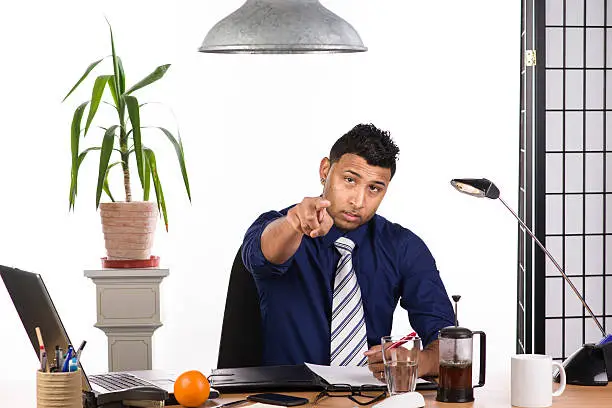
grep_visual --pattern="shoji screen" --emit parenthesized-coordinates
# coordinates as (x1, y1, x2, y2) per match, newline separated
(536, 0, 611, 360)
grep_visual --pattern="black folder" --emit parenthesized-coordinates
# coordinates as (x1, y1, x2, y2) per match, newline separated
(209, 365, 325, 392)
(208, 364, 438, 392)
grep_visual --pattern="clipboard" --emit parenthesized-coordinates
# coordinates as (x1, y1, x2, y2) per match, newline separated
(208, 364, 438, 392)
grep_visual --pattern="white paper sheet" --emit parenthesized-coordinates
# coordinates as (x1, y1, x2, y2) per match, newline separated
(304, 363, 427, 387)
(247, 403, 291, 408)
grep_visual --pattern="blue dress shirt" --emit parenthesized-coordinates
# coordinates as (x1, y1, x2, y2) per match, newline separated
(242, 206, 455, 366)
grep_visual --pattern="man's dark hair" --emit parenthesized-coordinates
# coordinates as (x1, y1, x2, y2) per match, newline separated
(329, 123, 400, 179)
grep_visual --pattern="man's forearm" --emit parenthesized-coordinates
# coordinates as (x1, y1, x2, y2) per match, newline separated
(419, 339, 440, 377)
(261, 217, 303, 264)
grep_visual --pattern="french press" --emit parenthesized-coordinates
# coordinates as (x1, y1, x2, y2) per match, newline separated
(436, 295, 486, 403)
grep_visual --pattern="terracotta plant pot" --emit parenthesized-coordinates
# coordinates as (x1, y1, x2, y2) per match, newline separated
(99, 202, 158, 260)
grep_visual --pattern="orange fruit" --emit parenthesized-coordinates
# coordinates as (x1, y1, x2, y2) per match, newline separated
(174, 370, 210, 407)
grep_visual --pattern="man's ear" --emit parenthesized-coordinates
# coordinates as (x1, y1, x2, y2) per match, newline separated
(319, 157, 330, 181)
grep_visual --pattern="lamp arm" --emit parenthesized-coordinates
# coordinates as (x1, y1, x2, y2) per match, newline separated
(498, 196, 606, 337)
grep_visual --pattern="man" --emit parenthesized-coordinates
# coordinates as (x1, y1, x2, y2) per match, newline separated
(242, 123, 454, 379)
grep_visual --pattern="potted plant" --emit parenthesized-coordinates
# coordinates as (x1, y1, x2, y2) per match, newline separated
(63, 22, 191, 262)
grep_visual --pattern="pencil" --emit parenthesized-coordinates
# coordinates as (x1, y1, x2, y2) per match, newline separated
(35, 327, 45, 349)
(34, 327, 49, 372)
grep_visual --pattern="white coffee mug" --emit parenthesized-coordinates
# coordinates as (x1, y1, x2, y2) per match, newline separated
(511, 354, 566, 408)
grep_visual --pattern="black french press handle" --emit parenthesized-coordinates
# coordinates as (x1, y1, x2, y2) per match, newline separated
(472, 331, 486, 388)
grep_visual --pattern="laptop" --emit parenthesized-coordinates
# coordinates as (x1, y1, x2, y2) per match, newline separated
(0, 265, 219, 406)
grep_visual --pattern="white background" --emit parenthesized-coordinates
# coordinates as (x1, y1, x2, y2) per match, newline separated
(0, 0, 520, 399)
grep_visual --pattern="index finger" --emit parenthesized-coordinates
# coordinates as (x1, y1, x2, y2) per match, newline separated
(364, 345, 383, 355)
(314, 198, 331, 210)
(364, 347, 383, 364)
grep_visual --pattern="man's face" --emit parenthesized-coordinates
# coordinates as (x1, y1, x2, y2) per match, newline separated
(319, 153, 392, 231)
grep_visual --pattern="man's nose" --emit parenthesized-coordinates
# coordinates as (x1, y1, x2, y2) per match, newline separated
(350, 188, 366, 209)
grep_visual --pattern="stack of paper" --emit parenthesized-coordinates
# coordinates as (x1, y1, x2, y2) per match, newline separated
(304, 363, 428, 387)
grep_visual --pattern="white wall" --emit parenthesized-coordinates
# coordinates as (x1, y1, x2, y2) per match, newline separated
(0, 0, 520, 389)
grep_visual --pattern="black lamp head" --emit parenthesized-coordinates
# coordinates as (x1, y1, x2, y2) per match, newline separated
(450, 178, 500, 199)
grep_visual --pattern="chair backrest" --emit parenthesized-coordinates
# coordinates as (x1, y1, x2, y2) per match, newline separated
(216, 246, 263, 368)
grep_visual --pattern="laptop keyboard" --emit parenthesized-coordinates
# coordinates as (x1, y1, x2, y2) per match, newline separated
(89, 372, 156, 391)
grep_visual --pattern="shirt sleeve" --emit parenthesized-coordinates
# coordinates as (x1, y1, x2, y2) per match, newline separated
(241, 210, 296, 279)
(399, 235, 455, 347)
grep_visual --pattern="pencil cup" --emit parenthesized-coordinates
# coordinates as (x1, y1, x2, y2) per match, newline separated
(36, 369, 82, 408)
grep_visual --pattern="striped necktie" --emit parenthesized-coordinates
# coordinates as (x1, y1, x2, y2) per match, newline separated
(330, 237, 369, 366)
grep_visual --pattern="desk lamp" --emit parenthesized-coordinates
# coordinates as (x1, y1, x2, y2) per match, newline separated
(450, 178, 612, 386)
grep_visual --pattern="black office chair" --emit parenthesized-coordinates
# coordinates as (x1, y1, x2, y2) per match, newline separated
(216, 246, 264, 368)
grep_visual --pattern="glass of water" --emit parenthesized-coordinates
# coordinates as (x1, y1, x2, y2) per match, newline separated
(381, 335, 421, 395)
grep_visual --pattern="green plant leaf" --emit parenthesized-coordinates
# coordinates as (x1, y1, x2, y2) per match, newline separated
(106, 19, 122, 103)
(107, 20, 127, 121)
(96, 125, 119, 208)
(103, 161, 123, 202)
(143, 151, 151, 201)
(62, 58, 104, 102)
(69, 102, 89, 210)
(144, 148, 168, 231)
(103, 179, 115, 202)
(117, 56, 126, 95)
(125, 64, 171, 95)
(151, 127, 191, 202)
(124, 95, 144, 186)
(84, 75, 112, 136)
(78, 146, 102, 163)
(69, 146, 101, 210)
(108, 77, 120, 108)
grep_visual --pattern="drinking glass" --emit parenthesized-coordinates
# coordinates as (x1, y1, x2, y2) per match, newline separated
(381, 335, 421, 395)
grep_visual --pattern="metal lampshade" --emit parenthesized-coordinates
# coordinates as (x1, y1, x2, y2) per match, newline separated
(199, 0, 367, 54)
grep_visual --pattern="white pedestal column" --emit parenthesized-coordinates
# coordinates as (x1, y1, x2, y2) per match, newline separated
(84, 267, 169, 372)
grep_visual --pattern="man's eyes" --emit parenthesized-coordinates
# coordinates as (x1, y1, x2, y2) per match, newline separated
(344, 177, 382, 192)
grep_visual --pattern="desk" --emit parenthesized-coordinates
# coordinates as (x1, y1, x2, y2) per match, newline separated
(1, 374, 611, 406)
(192, 385, 612, 408)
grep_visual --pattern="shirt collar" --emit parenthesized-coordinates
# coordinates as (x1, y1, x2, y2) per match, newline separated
(321, 217, 373, 250)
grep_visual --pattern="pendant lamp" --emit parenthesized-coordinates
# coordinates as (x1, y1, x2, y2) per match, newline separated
(199, 0, 367, 54)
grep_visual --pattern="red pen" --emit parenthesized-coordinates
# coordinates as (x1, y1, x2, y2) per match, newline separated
(388, 331, 417, 349)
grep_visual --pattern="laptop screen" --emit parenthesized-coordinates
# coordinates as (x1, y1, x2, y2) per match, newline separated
(0, 265, 92, 392)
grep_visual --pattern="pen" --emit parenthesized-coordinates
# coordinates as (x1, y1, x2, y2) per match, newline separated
(389, 331, 417, 349)
(74, 340, 87, 365)
(40, 348, 47, 372)
(57, 347, 64, 371)
(62, 345, 74, 372)
(214, 399, 249, 408)
(55, 346, 61, 371)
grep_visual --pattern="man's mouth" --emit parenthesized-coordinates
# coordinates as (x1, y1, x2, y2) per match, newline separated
(342, 211, 361, 222)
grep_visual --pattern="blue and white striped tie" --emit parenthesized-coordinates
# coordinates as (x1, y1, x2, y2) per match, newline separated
(330, 237, 369, 366)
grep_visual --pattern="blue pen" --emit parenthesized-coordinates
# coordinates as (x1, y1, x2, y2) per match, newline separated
(62, 345, 74, 372)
